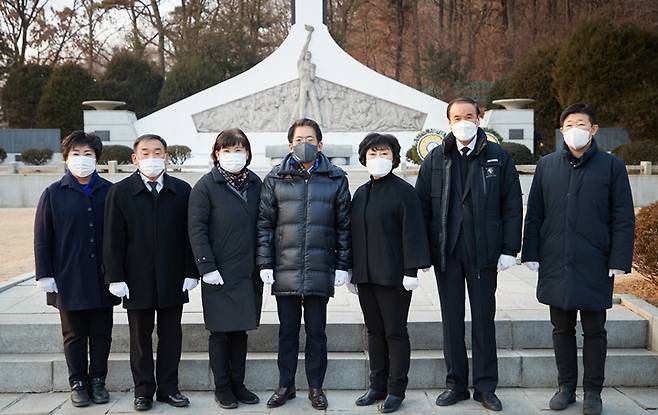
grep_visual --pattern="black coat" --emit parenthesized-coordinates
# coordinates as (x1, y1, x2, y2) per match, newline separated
(34, 172, 120, 311)
(256, 152, 352, 297)
(415, 130, 523, 273)
(350, 172, 431, 287)
(522, 140, 635, 310)
(103, 172, 197, 310)
(188, 167, 264, 332)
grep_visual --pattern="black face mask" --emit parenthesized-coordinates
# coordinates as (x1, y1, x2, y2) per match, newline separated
(292, 143, 318, 164)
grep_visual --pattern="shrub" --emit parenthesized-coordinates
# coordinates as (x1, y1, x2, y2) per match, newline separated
(0, 147, 6, 163)
(167, 145, 192, 165)
(0, 63, 52, 127)
(21, 149, 54, 165)
(501, 142, 535, 165)
(612, 141, 658, 165)
(634, 201, 658, 287)
(98, 145, 133, 165)
(406, 145, 422, 165)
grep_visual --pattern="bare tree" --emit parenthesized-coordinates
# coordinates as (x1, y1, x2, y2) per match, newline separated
(0, 0, 49, 64)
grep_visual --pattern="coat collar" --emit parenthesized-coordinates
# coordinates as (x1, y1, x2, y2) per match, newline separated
(562, 138, 599, 168)
(443, 128, 488, 159)
(129, 171, 177, 196)
(210, 166, 259, 184)
(60, 171, 108, 194)
(274, 152, 345, 178)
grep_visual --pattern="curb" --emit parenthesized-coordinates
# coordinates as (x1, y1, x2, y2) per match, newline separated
(0, 271, 34, 294)
(618, 293, 658, 352)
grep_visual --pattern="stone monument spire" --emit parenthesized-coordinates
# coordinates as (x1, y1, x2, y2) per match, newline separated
(292, 0, 327, 26)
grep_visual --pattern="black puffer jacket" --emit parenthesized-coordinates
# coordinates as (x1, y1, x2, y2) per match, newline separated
(256, 152, 351, 297)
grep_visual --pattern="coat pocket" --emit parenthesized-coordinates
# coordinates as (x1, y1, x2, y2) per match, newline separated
(486, 220, 503, 263)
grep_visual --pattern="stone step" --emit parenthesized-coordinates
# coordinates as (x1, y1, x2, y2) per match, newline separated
(1, 349, 657, 393)
(0, 314, 648, 354)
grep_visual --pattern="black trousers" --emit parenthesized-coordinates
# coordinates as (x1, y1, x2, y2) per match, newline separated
(276, 295, 328, 388)
(209, 331, 248, 390)
(437, 236, 498, 393)
(127, 305, 183, 398)
(358, 283, 412, 398)
(59, 307, 114, 387)
(550, 306, 607, 393)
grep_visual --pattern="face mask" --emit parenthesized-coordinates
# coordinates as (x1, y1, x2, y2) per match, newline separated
(451, 120, 478, 143)
(366, 157, 393, 178)
(292, 143, 318, 164)
(219, 152, 247, 173)
(139, 158, 165, 177)
(562, 127, 591, 150)
(66, 155, 96, 178)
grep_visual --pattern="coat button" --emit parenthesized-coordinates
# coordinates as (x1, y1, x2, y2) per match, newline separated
(87, 207, 92, 212)
(89, 222, 94, 227)
(90, 253, 95, 258)
(90, 238, 94, 243)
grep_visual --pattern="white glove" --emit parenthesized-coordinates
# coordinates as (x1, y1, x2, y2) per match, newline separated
(402, 276, 419, 291)
(36, 277, 58, 293)
(421, 267, 431, 273)
(202, 270, 224, 285)
(109, 282, 130, 299)
(346, 282, 358, 295)
(525, 261, 540, 272)
(334, 270, 348, 287)
(497, 254, 517, 272)
(609, 269, 624, 278)
(260, 269, 274, 285)
(182, 277, 199, 292)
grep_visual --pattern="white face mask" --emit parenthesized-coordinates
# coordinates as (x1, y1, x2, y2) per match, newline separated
(219, 152, 247, 173)
(138, 158, 165, 178)
(563, 127, 591, 150)
(67, 155, 96, 178)
(451, 120, 478, 143)
(366, 157, 393, 178)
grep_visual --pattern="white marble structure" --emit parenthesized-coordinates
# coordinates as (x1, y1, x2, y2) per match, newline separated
(482, 98, 535, 154)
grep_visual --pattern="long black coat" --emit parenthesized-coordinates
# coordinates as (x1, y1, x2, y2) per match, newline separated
(256, 152, 351, 297)
(351, 172, 431, 287)
(415, 130, 523, 273)
(188, 167, 264, 332)
(522, 140, 635, 310)
(34, 172, 120, 311)
(103, 172, 197, 310)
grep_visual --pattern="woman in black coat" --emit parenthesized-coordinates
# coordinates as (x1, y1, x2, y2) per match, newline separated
(188, 129, 263, 409)
(34, 131, 119, 408)
(349, 133, 431, 414)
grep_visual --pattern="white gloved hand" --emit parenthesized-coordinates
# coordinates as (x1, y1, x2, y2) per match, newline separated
(334, 270, 349, 287)
(608, 269, 625, 278)
(346, 282, 358, 295)
(402, 276, 419, 291)
(497, 254, 517, 272)
(260, 269, 274, 285)
(182, 277, 199, 292)
(525, 261, 540, 272)
(36, 277, 58, 293)
(202, 270, 224, 285)
(421, 267, 431, 273)
(109, 282, 130, 299)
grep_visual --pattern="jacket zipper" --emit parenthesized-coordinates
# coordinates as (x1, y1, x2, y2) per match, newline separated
(300, 177, 310, 297)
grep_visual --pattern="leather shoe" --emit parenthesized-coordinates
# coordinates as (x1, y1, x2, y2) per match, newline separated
(133, 396, 153, 411)
(549, 386, 576, 410)
(233, 384, 259, 404)
(90, 377, 109, 404)
(308, 388, 328, 410)
(70, 381, 91, 407)
(266, 386, 296, 408)
(378, 394, 403, 413)
(583, 391, 603, 415)
(473, 390, 502, 411)
(214, 386, 238, 409)
(435, 389, 470, 406)
(156, 392, 190, 407)
(356, 389, 387, 406)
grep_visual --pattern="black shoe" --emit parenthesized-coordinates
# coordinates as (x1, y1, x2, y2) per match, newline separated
(435, 389, 470, 406)
(156, 392, 190, 407)
(214, 386, 238, 409)
(378, 395, 403, 413)
(232, 384, 259, 404)
(89, 377, 109, 404)
(266, 386, 296, 408)
(473, 390, 502, 411)
(70, 381, 91, 407)
(583, 391, 603, 415)
(308, 388, 328, 410)
(356, 389, 387, 406)
(133, 396, 153, 411)
(549, 387, 576, 410)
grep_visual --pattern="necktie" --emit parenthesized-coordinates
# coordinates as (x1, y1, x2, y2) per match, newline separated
(148, 181, 158, 197)
(461, 147, 470, 158)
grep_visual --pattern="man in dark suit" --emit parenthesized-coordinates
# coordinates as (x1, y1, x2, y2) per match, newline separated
(415, 97, 523, 412)
(103, 134, 199, 411)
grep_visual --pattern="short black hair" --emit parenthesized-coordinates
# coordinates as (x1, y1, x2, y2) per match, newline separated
(133, 134, 167, 150)
(559, 102, 597, 126)
(358, 133, 401, 169)
(60, 131, 102, 161)
(287, 118, 323, 143)
(446, 97, 480, 119)
(211, 128, 252, 167)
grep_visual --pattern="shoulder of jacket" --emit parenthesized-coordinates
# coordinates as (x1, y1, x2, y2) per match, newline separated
(168, 174, 192, 190)
(328, 164, 347, 179)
